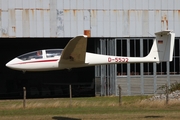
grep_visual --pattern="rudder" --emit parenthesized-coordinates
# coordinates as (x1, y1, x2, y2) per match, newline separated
(147, 30, 175, 62)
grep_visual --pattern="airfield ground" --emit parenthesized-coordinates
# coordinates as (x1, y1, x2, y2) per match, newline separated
(0, 96, 180, 120)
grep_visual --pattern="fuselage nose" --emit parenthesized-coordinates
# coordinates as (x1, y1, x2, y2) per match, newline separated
(6, 62, 11, 68)
(5, 58, 21, 69)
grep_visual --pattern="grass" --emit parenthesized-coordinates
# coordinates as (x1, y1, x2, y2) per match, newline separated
(0, 96, 180, 120)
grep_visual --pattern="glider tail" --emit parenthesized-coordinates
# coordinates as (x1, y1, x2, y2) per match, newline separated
(146, 30, 175, 63)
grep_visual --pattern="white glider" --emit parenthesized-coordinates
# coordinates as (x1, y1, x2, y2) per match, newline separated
(6, 30, 175, 72)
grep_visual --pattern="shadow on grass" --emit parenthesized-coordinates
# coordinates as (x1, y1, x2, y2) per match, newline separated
(144, 116, 164, 118)
(52, 116, 81, 120)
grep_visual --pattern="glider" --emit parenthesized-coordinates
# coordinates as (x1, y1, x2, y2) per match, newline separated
(6, 30, 175, 72)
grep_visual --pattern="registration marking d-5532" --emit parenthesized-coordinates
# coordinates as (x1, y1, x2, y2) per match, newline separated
(108, 57, 129, 63)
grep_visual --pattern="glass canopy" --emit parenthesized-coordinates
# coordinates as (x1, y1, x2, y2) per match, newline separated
(17, 49, 63, 61)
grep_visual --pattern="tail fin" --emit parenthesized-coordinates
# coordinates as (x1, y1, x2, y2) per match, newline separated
(146, 30, 175, 63)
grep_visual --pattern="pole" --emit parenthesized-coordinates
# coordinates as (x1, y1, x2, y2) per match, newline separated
(69, 84, 72, 106)
(23, 87, 26, 108)
(118, 84, 122, 106)
(166, 84, 169, 105)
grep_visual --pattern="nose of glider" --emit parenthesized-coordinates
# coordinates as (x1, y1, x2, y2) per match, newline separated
(6, 62, 10, 68)
(5, 58, 20, 69)
(6, 60, 14, 68)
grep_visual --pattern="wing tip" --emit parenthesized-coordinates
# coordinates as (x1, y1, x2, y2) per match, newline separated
(77, 35, 87, 38)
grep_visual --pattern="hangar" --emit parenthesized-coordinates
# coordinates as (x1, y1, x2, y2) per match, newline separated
(0, 0, 180, 98)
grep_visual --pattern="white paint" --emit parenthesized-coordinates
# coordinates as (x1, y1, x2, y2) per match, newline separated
(6, 30, 175, 71)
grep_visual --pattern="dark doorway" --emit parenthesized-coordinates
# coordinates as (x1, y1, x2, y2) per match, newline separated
(0, 38, 95, 99)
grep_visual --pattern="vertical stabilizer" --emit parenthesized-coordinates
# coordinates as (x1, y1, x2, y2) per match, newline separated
(146, 30, 175, 63)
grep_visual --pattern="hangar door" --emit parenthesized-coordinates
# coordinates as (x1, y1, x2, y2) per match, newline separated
(95, 39, 117, 96)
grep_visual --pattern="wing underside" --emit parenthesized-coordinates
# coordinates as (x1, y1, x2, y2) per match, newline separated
(59, 35, 87, 64)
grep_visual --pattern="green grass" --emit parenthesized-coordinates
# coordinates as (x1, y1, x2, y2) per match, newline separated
(0, 96, 180, 120)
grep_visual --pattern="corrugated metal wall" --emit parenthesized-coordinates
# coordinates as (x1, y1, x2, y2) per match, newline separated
(116, 76, 180, 96)
(0, 0, 180, 37)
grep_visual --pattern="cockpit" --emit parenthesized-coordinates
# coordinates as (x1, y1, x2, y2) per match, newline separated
(17, 49, 63, 61)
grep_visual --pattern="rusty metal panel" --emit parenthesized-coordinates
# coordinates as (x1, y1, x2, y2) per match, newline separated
(9, 0, 16, 9)
(122, 10, 129, 37)
(136, 0, 142, 9)
(90, 10, 97, 36)
(142, 10, 149, 36)
(83, 10, 90, 35)
(103, 10, 110, 37)
(155, 10, 161, 32)
(174, 11, 180, 35)
(129, 11, 136, 36)
(77, 0, 83, 9)
(36, 10, 44, 37)
(50, 0, 57, 37)
(36, 0, 43, 9)
(23, 0, 29, 9)
(116, 10, 123, 37)
(167, 11, 173, 30)
(43, 0, 50, 9)
(77, 10, 83, 35)
(57, 0, 64, 37)
(29, 10, 37, 37)
(149, 11, 155, 36)
(142, 0, 148, 10)
(8, 10, 15, 37)
(2, 11, 9, 37)
(97, 10, 103, 37)
(148, 0, 155, 10)
(117, 0, 123, 10)
(129, 0, 136, 10)
(135, 11, 142, 36)
(44, 10, 50, 37)
(103, 0, 109, 10)
(167, 0, 174, 10)
(70, 0, 76, 9)
(57, 9, 64, 37)
(110, 0, 117, 10)
(161, 11, 168, 30)
(57, 0, 64, 9)
(22, 10, 30, 37)
(84, 30, 90, 37)
(63, 10, 70, 37)
(29, 0, 36, 9)
(2, 0, 8, 10)
(97, 0, 103, 9)
(70, 10, 77, 37)
(155, 0, 161, 10)
(90, 0, 97, 9)
(174, 0, 180, 10)
(122, 0, 129, 10)
(16, 0, 23, 9)
(15, 10, 23, 37)
(162, 0, 168, 10)
(84, 0, 90, 9)
(0, 10, 2, 37)
(63, 0, 70, 9)
(110, 10, 117, 37)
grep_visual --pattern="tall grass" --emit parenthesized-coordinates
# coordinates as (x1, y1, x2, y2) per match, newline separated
(0, 96, 180, 110)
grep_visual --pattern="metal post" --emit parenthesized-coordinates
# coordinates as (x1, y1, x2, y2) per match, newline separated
(127, 39, 131, 95)
(118, 84, 122, 106)
(165, 84, 169, 105)
(114, 39, 117, 96)
(23, 87, 26, 109)
(153, 63, 157, 94)
(69, 84, 72, 106)
(140, 38, 144, 95)
(167, 62, 170, 87)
